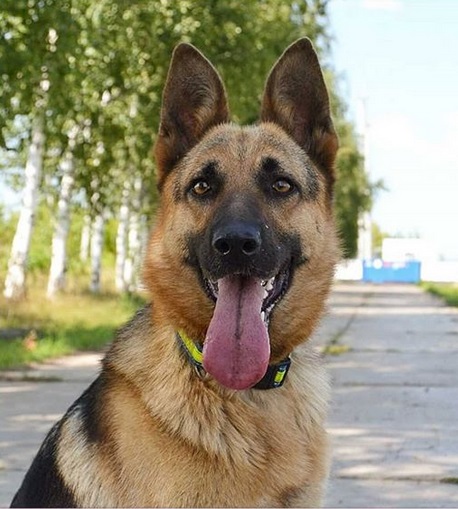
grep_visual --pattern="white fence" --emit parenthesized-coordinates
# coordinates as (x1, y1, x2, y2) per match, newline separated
(336, 259, 458, 283)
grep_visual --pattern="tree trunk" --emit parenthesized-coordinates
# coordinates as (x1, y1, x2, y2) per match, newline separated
(123, 176, 142, 293)
(4, 117, 45, 300)
(115, 180, 131, 292)
(89, 212, 105, 293)
(47, 133, 77, 298)
(80, 214, 91, 262)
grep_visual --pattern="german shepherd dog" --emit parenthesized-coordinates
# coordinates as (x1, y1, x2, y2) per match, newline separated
(11, 38, 339, 507)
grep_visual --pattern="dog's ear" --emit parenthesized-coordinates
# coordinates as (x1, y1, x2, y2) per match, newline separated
(261, 38, 338, 190)
(154, 43, 230, 187)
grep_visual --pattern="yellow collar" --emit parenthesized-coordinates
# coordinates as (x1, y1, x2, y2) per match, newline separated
(176, 330, 291, 390)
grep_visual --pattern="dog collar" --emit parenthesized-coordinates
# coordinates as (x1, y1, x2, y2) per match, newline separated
(176, 330, 291, 390)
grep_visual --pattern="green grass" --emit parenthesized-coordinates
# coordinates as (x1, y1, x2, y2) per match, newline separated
(421, 282, 458, 307)
(322, 344, 351, 356)
(0, 275, 146, 370)
(440, 477, 458, 485)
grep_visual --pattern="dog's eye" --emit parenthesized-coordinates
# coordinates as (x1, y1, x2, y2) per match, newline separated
(192, 180, 212, 196)
(272, 179, 294, 194)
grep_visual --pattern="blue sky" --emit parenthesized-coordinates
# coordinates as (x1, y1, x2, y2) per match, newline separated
(328, 0, 458, 259)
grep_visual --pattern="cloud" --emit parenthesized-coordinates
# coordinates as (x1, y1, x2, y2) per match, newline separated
(368, 112, 417, 151)
(369, 111, 458, 168)
(367, 110, 458, 258)
(361, 0, 403, 11)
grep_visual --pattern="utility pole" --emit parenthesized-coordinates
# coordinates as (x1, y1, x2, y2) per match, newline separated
(356, 97, 373, 261)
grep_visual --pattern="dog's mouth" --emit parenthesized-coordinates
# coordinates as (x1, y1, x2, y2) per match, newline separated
(200, 266, 292, 391)
(204, 267, 291, 324)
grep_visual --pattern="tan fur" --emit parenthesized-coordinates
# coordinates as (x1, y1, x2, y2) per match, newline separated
(57, 414, 117, 507)
(59, 314, 331, 507)
(33, 38, 340, 508)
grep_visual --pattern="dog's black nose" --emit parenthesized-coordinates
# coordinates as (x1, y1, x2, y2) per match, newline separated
(212, 221, 262, 258)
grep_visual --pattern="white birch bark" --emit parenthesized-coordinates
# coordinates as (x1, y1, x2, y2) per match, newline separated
(115, 180, 131, 292)
(80, 214, 91, 262)
(89, 212, 105, 293)
(47, 131, 78, 298)
(123, 175, 142, 292)
(4, 117, 45, 300)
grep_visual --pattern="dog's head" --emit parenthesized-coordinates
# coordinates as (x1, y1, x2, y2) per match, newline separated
(145, 39, 340, 390)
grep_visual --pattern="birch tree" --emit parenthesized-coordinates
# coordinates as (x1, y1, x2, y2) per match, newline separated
(1, 0, 82, 298)
(115, 179, 130, 292)
(1, 0, 372, 292)
(4, 116, 45, 299)
(80, 213, 91, 262)
(123, 175, 143, 293)
(46, 127, 79, 297)
(89, 211, 105, 294)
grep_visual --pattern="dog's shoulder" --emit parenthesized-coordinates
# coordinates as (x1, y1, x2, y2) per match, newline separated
(10, 377, 106, 508)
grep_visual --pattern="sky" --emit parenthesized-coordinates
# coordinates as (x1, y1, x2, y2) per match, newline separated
(328, 0, 458, 259)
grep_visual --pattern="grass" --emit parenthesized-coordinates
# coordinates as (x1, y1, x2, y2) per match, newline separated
(421, 282, 458, 307)
(440, 477, 458, 485)
(322, 344, 351, 356)
(0, 274, 146, 370)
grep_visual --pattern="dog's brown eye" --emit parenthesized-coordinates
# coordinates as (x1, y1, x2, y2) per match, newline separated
(272, 179, 293, 194)
(192, 180, 211, 196)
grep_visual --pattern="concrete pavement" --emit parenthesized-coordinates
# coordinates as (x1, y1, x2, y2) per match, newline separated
(0, 353, 101, 506)
(315, 283, 458, 507)
(1, 283, 458, 507)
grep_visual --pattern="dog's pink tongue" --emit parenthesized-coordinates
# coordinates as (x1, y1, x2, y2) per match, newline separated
(203, 275, 270, 390)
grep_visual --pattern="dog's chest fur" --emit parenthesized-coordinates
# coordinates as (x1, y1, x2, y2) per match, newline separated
(57, 315, 330, 508)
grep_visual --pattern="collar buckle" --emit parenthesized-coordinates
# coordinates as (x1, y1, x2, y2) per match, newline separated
(253, 357, 291, 390)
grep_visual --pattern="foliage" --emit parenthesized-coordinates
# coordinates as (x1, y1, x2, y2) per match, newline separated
(327, 72, 383, 259)
(0, 0, 331, 210)
(0, 202, 119, 286)
(0, 206, 18, 272)
(421, 283, 458, 308)
(372, 221, 389, 258)
(0, 0, 374, 295)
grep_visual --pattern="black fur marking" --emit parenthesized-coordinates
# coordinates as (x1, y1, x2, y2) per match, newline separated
(72, 377, 104, 444)
(280, 232, 308, 268)
(261, 156, 281, 173)
(259, 156, 319, 202)
(186, 161, 223, 201)
(185, 207, 306, 294)
(10, 422, 76, 508)
(257, 164, 300, 202)
(304, 166, 320, 201)
(193, 197, 279, 281)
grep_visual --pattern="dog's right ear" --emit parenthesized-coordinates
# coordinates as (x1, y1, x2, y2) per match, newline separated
(154, 43, 230, 188)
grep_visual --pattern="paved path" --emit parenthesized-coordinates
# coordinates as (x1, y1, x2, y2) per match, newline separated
(315, 283, 458, 507)
(1, 283, 457, 507)
(0, 353, 101, 506)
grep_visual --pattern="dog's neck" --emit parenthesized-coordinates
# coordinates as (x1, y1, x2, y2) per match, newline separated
(176, 330, 291, 390)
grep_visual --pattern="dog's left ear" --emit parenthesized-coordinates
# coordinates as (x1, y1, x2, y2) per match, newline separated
(261, 38, 338, 190)
(154, 43, 230, 188)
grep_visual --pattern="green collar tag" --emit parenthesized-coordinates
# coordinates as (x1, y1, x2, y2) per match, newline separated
(176, 330, 291, 390)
